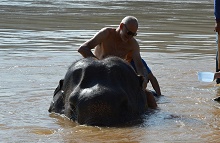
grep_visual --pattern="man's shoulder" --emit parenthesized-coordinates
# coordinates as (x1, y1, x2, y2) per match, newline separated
(97, 27, 116, 39)
(129, 38, 139, 47)
(100, 27, 116, 33)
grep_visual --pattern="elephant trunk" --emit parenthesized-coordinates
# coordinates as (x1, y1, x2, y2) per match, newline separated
(73, 86, 132, 126)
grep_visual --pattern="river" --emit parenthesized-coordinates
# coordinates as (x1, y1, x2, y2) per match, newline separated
(1, 0, 220, 142)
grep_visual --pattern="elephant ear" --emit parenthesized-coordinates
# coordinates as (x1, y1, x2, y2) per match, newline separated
(54, 79, 64, 96)
(48, 79, 65, 113)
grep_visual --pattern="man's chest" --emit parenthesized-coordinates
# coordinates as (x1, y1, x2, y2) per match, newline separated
(102, 40, 131, 53)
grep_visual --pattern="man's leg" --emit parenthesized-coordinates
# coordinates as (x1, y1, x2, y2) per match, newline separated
(216, 34, 220, 84)
(130, 59, 157, 108)
(145, 89, 157, 109)
(216, 52, 220, 83)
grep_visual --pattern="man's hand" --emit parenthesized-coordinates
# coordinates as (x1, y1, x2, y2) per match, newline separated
(142, 78, 148, 90)
(138, 75, 148, 90)
(214, 72, 220, 80)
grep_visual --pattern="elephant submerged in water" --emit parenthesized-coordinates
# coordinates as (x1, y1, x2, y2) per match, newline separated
(48, 56, 149, 126)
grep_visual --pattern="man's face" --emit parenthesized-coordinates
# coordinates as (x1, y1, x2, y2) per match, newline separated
(120, 23, 138, 42)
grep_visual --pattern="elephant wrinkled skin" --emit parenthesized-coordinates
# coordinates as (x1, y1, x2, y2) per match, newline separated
(48, 56, 148, 126)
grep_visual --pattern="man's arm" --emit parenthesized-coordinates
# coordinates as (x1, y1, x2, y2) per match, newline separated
(131, 42, 148, 89)
(78, 28, 109, 58)
(148, 73, 162, 96)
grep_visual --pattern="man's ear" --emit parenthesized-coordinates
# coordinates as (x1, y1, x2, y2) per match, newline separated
(119, 23, 124, 30)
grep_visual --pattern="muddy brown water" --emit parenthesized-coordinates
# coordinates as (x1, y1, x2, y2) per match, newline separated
(1, 0, 220, 142)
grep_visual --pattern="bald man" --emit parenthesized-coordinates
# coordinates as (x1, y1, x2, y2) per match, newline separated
(78, 16, 158, 109)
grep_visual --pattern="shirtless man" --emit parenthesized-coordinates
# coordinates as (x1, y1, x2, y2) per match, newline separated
(78, 16, 158, 109)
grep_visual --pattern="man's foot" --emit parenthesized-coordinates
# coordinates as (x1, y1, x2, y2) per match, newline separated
(214, 96, 220, 101)
(216, 78, 220, 84)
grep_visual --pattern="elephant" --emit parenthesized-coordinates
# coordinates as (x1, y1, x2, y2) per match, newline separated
(48, 56, 148, 126)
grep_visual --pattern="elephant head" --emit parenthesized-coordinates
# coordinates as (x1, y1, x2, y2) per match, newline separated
(49, 56, 148, 126)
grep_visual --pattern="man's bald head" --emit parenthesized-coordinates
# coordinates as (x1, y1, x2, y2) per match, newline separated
(121, 16, 138, 28)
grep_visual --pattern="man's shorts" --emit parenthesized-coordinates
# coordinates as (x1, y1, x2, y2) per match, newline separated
(130, 59, 151, 74)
